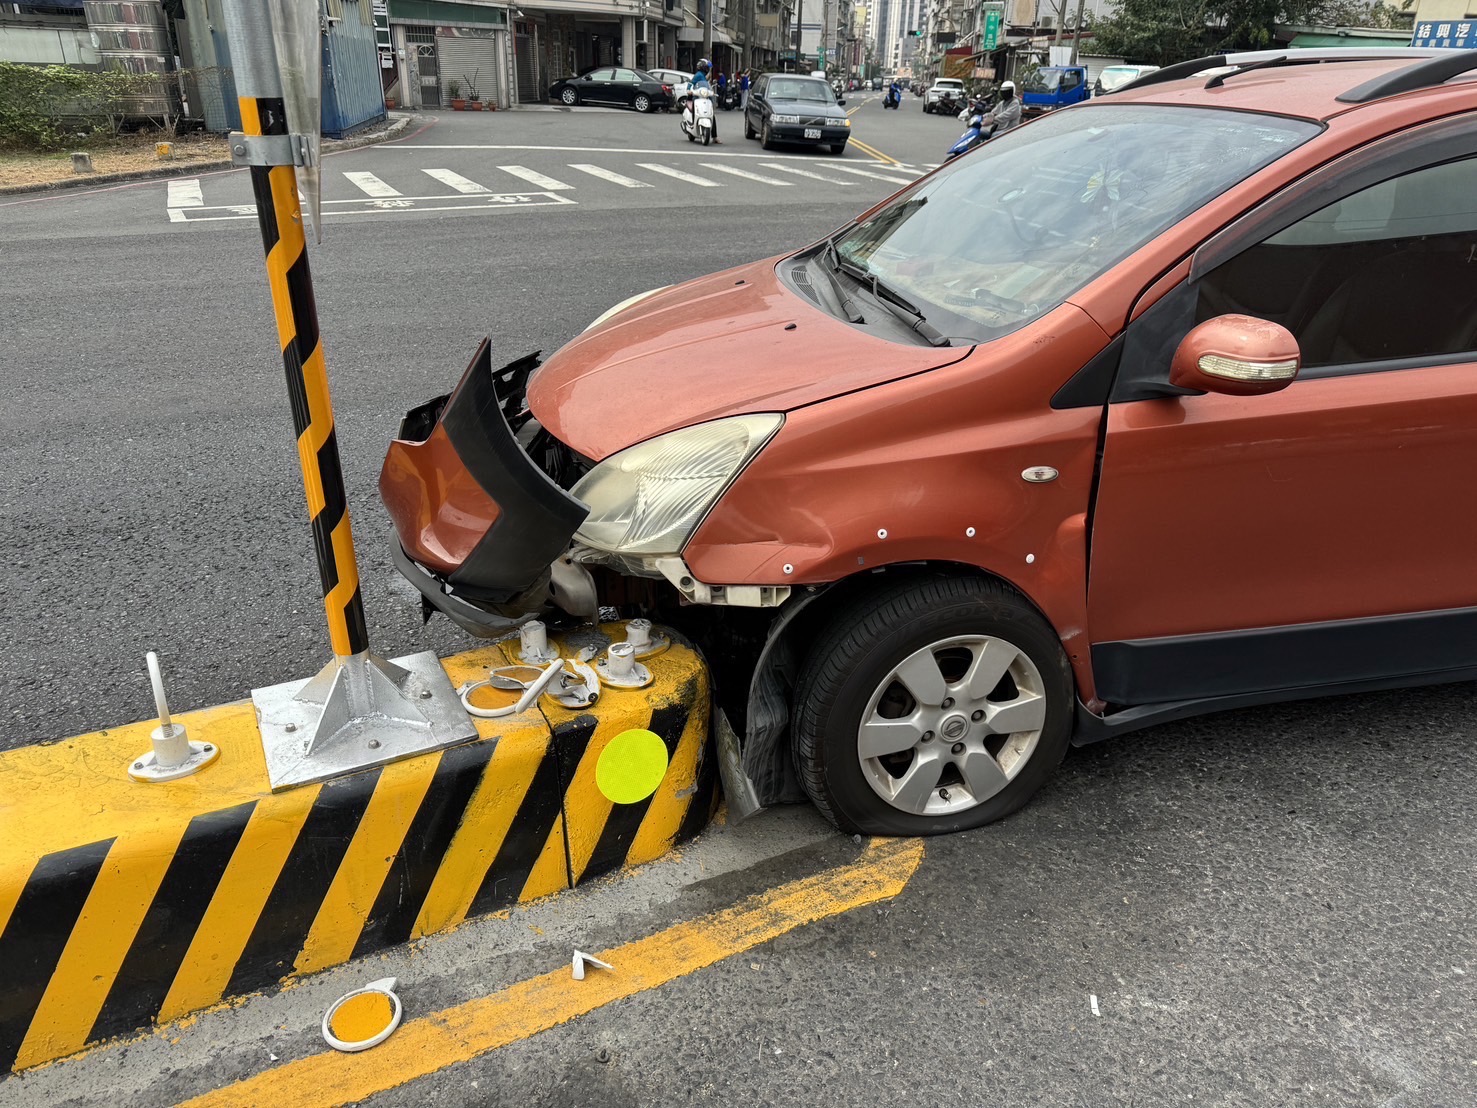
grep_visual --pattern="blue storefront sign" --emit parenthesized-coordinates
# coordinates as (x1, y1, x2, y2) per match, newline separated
(1411, 21, 1477, 49)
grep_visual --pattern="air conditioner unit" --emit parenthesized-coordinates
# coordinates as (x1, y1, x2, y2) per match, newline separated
(1040, 14, 1054, 27)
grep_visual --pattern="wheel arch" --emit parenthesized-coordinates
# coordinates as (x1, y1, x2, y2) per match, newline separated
(739, 559, 1075, 806)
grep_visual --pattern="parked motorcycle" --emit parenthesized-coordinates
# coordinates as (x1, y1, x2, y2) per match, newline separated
(946, 112, 993, 160)
(884, 85, 901, 109)
(718, 85, 740, 111)
(680, 89, 716, 145)
(933, 91, 963, 117)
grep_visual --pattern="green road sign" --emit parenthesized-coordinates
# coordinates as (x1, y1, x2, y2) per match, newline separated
(982, 2, 1004, 51)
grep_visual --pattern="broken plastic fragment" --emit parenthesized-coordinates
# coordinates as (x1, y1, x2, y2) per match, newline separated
(572, 950, 614, 981)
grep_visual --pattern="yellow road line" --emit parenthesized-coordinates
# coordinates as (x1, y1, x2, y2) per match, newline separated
(182, 838, 925, 1108)
(849, 137, 903, 167)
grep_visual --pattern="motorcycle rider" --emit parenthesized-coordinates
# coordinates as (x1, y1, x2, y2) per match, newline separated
(887, 78, 901, 107)
(984, 79, 1021, 134)
(689, 59, 721, 142)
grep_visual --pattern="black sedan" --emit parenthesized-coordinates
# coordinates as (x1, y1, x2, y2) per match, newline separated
(548, 67, 672, 112)
(743, 74, 850, 153)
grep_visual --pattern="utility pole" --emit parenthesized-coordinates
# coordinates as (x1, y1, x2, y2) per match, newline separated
(703, 0, 713, 65)
(745, 0, 756, 69)
(1053, 0, 1066, 48)
(794, 0, 802, 69)
(1069, 0, 1087, 63)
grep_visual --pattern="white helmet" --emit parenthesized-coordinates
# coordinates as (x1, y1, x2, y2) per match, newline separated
(1001, 80, 1016, 92)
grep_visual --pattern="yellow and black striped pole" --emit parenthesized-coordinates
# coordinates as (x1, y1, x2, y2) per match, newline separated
(222, 5, 367, 661)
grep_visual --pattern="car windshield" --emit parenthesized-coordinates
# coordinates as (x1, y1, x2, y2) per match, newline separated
(1025, 69, 1064, 92)
(1098, 67, 1143, 90)
(829, 105, 1322, 346)
(769, 78, 834, 102)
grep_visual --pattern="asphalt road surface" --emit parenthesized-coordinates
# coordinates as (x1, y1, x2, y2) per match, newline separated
(3, 96, 1475, 1108)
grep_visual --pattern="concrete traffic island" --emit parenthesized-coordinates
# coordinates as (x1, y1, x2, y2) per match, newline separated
(0, 626, 714, 1074)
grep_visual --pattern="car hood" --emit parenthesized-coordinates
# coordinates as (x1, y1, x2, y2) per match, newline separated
(527, 256, 970, 461)
(768, 99, 848, 119)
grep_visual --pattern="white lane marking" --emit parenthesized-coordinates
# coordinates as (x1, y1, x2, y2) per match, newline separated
(824, 163, 917, 186)
(698, 162, 793, 186)
(759, 162, 855, 185)
(922, 163, 941, 169)
(172, 192, 577, 222)
(634, 163, 722, 187)
(497, 164, 574, 190)
(423, 168, 490, 193)
(567, 163, 652, 188)
(166, 178, 203, 207)
(382, 143, 920, 162)
(343, 171, 401, 197)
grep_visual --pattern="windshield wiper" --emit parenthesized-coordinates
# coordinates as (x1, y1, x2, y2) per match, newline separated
(816, 240, 866, 324)
(830, 253, 950, 347)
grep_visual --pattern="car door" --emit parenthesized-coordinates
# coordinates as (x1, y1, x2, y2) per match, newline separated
(1086, 117, 1477, 706)
(613, 68, 642, 107)
(582, 68, 616, 103)
(748, 76, 767, 129)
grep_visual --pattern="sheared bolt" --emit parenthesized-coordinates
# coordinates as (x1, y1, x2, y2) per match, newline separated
(596, 1048, 612, 1064)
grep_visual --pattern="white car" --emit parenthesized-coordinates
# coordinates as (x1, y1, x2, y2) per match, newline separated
(924, 78, 966, 113)
(647, 68, 693, 101)
(1094, 64, 1161, 96)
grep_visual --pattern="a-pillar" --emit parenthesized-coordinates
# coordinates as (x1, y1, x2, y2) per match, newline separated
(621, 15, 638, 70)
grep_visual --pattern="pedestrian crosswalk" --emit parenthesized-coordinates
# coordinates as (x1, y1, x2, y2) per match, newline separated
(164, 156, 936, 224)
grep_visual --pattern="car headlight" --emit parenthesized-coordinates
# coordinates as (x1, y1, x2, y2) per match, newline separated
(572, 414, 783, 556)
(583, 285, 669, 333)
(771, 114, 801, 124)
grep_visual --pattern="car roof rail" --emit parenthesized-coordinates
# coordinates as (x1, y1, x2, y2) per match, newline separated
(1117, 47, 1447, 94)
(1336, 50, 1477, 103)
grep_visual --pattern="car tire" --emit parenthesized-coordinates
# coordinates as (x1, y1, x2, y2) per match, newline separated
(561, 88, 578, 106)
(761, 122, 775, 150)
(635, 93, 651, 112)
(744, 116, 756, 139)
(792, 574, 1073, 836)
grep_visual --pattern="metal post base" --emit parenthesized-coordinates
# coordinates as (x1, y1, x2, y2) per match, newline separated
(253, 650, 479, 790)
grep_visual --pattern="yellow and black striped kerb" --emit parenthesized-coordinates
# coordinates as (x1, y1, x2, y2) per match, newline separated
(239, 93, 367, 658)
(0, 632, 715, 1073)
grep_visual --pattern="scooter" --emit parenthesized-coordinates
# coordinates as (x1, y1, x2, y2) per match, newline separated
(718, 85, 739, 111)
(946, 112, 993, 160)
(679, 92, 716, 145)
(883, 85, 901, 109)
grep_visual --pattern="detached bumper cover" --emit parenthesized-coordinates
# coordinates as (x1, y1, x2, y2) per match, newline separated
(379, 340, 590, 626)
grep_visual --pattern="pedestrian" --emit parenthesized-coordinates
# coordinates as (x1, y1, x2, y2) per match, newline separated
(739, 69, 750, 109)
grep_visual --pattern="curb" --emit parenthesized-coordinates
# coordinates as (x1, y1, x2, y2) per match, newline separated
(0, 626, 715, 1073)
(0, 113, 412, 198)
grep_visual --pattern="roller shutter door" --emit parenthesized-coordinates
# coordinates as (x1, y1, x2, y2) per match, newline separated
(437, 27, 501, 105)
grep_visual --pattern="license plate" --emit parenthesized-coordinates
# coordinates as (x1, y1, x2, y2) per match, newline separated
(804, 128, 821, 139)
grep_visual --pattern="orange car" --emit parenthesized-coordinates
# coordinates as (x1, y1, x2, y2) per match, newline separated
(381, 49, 1477, 835)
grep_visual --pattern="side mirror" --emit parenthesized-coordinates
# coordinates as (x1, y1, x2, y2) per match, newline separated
(837, 98, 846, 106)
(1170, 314, 1301, 396)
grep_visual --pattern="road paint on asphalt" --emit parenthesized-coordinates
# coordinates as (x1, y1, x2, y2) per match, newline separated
(341, 171, 400, 197)
(825, 162, 916, 186)
(179, 838, 925, 1108)
(848, 138, 906, 169)
(760, 162, 856, 185)
(385, 144, 903, 163)
(167, 178, 203, 207)
(567, 163, 652, 187)
(635, 163, 722, 187)
(422, 168, 491, 193)
(169, 192, 578, 222)
(496, 164, 574, 190)
(699, 162, 794, 186)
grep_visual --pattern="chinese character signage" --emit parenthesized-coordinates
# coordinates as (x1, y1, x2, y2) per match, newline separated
(982, 2, 1004, 50)
(1411, 21, 1476, 48)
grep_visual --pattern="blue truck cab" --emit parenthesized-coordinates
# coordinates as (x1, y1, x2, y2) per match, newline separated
(1022, 65, 1089, 116)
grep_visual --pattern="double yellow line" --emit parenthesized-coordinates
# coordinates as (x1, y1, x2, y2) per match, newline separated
(844, 98, 906, 167)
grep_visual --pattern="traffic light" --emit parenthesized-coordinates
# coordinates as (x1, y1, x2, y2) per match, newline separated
(908, 29, 923, 36)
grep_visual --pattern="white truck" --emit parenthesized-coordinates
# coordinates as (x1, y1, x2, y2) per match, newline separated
(923, 77, 966, 113)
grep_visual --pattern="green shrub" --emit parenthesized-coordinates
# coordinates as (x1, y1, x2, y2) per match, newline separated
(0, 63, 179, 150)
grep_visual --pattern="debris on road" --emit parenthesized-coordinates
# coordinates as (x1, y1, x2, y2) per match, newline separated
(572, 951, 614, 981)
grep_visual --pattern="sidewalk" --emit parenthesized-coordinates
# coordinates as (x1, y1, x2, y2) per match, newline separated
(0, 113, 413, 198)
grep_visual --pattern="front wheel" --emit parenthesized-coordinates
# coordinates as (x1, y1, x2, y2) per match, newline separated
(792, 575, 1073, 836)
(700, 128, 711, 145)
(561, 87, 579, 106)
(744, 115, 756, 139)
(634, 93, 651, 112)
(760, 122, 775, 150)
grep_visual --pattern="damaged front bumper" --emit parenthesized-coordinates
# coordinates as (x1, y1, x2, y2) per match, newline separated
(379, 341, 594, 636)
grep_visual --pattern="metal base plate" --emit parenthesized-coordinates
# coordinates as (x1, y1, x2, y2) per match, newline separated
(253, 650, 479, 791)
(128, 740, 221, 783)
